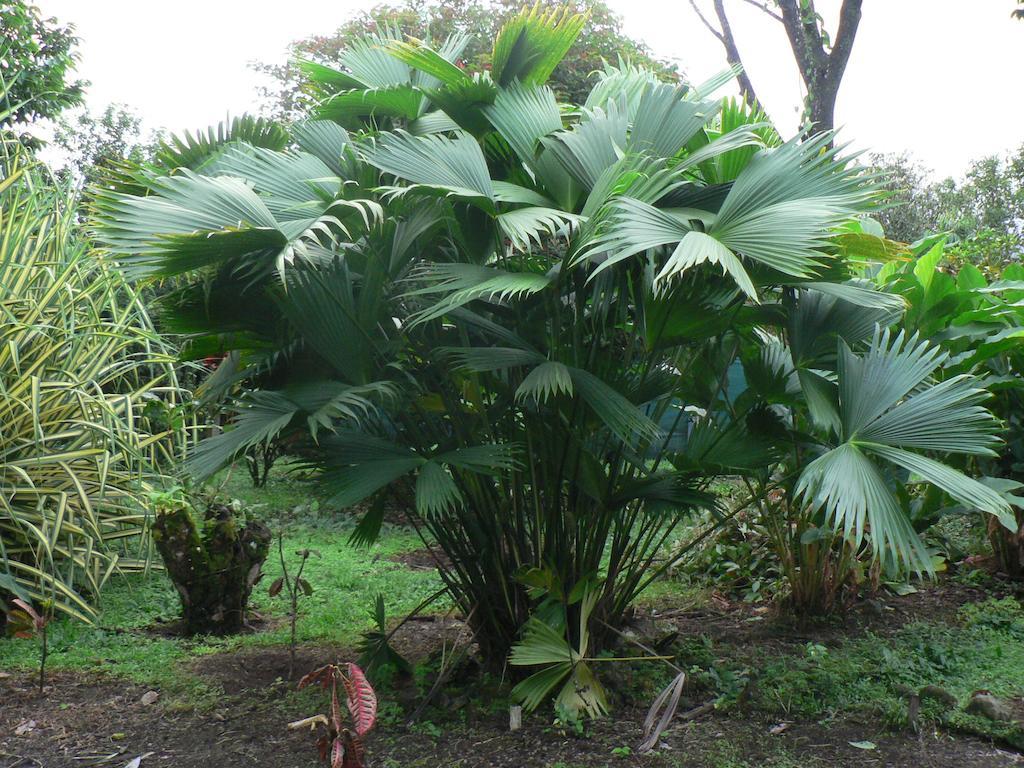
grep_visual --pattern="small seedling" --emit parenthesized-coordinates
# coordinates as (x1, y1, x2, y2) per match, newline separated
(288, 662, 377, 768)
(552, 704, 587, 737)
(356, 594, 412, 679)
(6, 598, 52, 693)
(268, 533, 319, 679)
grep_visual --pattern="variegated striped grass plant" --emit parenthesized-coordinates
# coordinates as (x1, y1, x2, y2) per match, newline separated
(0, 143, 187, 622)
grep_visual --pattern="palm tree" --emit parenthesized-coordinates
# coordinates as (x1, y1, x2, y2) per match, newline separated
(94, 5, 1009, 665)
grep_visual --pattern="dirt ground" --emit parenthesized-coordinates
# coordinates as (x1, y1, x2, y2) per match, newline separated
(2, 583, 1023, 768)
(1, 668, 1021, 768)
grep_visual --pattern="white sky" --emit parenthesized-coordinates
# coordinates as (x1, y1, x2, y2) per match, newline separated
(34, 0, 1024, 179)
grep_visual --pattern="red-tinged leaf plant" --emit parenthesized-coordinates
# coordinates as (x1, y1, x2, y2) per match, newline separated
(6, 598, 52, 692)
(289, 662, 377, 768)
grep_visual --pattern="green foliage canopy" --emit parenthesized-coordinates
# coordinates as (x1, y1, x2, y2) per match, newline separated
(252, 0, 677, 120)
(0, 2, 86, 128)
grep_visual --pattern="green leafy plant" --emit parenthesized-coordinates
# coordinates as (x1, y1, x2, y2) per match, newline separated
(878, 236, 1024, 577)
(510, 585, 610, 719)
(268, 534, 320, 679)
(509, 576, 679, 720)
(691, 512, 780, 603)
(0, 141, 186, 623)
(290, 662, 378, 768)
(93, 3, 976, 675)
(721, 224, 1015, 613)
(356, 594, 413, 680)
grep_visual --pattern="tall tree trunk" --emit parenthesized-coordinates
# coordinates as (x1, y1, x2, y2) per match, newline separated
(777, 0, 862, 134)
(692, 0, 864, 135)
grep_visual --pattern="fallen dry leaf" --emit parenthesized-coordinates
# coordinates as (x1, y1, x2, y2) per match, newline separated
(14, 719, 36, 736)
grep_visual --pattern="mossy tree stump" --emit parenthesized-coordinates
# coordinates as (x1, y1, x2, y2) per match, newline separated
(152, 503, 271, 635)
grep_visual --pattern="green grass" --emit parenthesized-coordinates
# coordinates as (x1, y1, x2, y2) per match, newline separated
(752, 597, 1024, 720)
(735, 596, 1024, 747)
(0, 462, 444, 702)
(633, 576, 710, 610)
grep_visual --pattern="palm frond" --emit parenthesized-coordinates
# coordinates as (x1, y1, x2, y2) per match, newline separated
(709, 134, 877, 279)
(385, 37, 473, 90)
(570, 367, 662, 446)
(292, 120, 355, 177)
(498, 206, 578, 252)
(796, 443, 932, 573)
(362, 130, 494, 206)
(491, 2, 587, 88)
(542, 101, 628, 189)
(406, 263, 553, 324)
(629, 83, 720, 159)
(484, 82, 563, 169)
(516, 361, 574, 402)
(415, 461, 463, 517)
(315, 85, 425, 125)
(152, 114, 289, 172)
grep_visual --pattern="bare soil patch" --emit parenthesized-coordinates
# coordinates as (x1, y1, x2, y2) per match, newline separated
(2, 581, 1023, 767)
(1, 670, 1019, 768)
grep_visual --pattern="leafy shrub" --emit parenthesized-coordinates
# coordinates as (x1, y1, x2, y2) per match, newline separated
(879, 237, 1024, 577)
(0, 143, 186, 622)
(94, 4, 1009, 701)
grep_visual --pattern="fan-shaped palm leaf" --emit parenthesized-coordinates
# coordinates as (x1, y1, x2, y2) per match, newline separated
(795, 328, 1014, 572)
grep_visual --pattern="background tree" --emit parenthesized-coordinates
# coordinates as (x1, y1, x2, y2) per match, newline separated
(252, 0, 677, 120)
(688, 0, 863, 134)
(0, 2, 86, 133)
(868, 152, 945, 243)
(869, 146, 1024, 273)
(52, 103, 155, 190)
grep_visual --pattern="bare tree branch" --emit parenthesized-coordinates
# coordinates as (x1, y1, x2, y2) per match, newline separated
(687, 0, 725, 42)
(739, 0, 783, 23)
(688, 0, 764, 111)
(774, 0, 863, 133)
(691, 0, 864, 133)
(828, 0, 863, 81)
(712, 0, 764, 111)
(776, 0, 822, 82)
